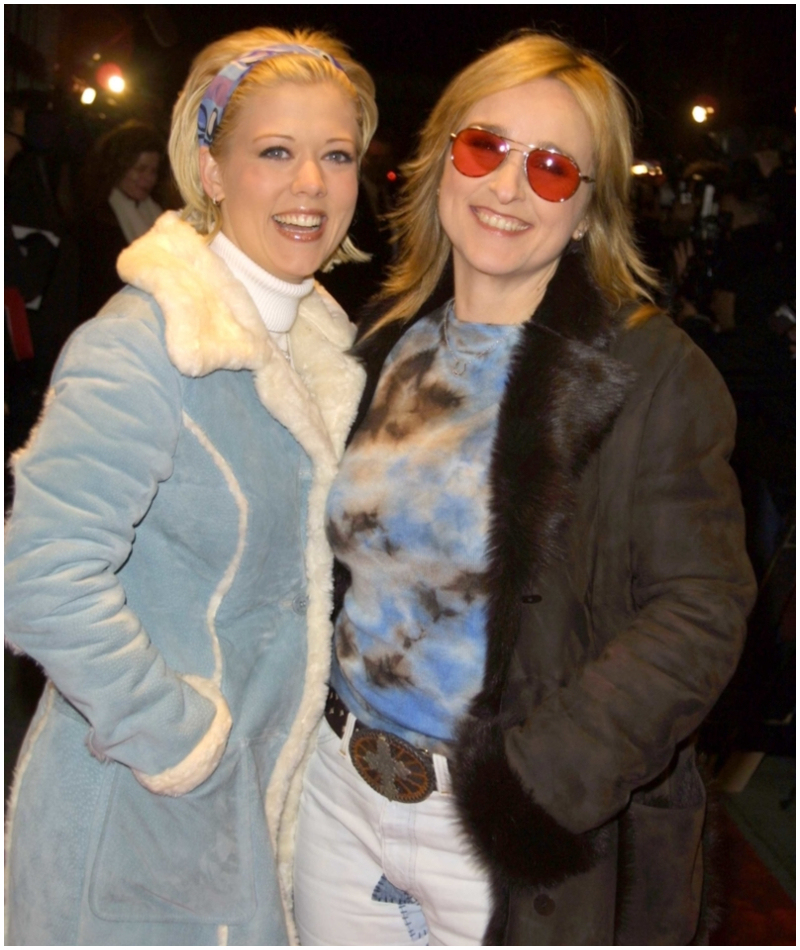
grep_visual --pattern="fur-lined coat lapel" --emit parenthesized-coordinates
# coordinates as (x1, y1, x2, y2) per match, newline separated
(118, 211, 364, 473)
(446, 251, 638, 937)
(475, 248, 636, 709)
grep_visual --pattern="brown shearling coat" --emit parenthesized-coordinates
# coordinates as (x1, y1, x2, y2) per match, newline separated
(344, 247, 756, 945)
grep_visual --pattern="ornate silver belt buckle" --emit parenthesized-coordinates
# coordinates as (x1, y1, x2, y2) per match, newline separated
(349, 728, 435, 803)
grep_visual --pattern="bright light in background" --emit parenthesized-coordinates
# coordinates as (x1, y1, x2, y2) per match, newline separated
(691, 95, 718, 124)
(96, 62, 123, 91)
(107, 75, 125, 94)
(80, 87, 97, 105)
(631, 161, 664, 177)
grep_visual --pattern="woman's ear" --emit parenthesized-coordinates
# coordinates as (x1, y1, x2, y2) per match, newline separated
(198, 147, 224, 203)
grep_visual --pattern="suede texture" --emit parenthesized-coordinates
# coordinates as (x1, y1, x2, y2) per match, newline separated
(5, 213, 365, 946)
(346, 247, 756, 945)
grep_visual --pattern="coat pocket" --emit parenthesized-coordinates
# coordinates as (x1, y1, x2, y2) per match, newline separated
(87, 745, 257, 924)
(614, 789, 706, 945)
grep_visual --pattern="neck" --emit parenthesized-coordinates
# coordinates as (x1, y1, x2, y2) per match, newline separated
(209, 231, 313, 334)
(452, 257, 560, 325)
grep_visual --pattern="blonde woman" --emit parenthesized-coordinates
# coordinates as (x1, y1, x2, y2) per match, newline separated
(293, 32, 755, 945)
(5, 27, 375, 946)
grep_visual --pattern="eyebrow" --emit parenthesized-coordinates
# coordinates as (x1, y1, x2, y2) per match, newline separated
(252, 132, 357, 146)
(466, 123, 564, 152)
(472, 122, 507, 137)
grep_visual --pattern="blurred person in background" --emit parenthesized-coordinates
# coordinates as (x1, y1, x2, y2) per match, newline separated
(5, 93, 81, 463)
(73, 119, 167, 321)
(5, 26, 376, 946)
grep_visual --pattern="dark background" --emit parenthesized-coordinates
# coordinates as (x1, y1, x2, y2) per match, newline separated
(6, 5, 797, 166)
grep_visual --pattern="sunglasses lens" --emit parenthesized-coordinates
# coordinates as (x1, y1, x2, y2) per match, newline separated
(526, 151, 580, 201)
(452, 129, 505, 177)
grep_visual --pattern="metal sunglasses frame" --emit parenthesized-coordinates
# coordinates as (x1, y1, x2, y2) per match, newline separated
(449, 125, 595, 202)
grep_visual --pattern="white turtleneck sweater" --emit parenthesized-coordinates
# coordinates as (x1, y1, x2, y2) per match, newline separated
(209, 231, 314, 364)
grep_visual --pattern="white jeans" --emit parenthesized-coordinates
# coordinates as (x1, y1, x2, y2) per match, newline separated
(293, 717, 492, 946)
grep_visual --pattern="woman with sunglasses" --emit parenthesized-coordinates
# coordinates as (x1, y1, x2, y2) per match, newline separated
(293, 31, 755, 947)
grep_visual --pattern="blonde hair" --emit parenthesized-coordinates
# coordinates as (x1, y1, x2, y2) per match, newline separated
(375, 31, 659, 330)
(169, 27, 378, 268)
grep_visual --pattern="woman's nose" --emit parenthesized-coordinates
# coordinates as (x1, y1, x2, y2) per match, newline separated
(292, 159, 326, 197)
(489, 150, 527, 203)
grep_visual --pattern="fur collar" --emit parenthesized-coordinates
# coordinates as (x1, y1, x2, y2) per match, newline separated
(117, 211, 364, 470)
(452, 250, 639, 910)
(477, 247, 636, 706)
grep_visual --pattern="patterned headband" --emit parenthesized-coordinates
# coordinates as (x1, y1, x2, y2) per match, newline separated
(197, 44, 344, 147)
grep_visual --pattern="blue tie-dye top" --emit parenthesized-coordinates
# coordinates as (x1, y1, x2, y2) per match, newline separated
(327, 305, 522, 752)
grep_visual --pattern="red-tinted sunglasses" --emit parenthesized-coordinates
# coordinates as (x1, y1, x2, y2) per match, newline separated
(449, 126, 594, 202)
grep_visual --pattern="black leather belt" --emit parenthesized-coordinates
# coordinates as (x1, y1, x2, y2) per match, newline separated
(325, 686, 440, 803)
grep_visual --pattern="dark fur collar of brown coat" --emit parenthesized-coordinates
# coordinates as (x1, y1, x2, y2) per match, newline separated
(347, 248, 641, 939)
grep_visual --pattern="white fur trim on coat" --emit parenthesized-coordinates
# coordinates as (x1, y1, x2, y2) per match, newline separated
(118, 212, 365, 940)
(133, 675, 232, 796)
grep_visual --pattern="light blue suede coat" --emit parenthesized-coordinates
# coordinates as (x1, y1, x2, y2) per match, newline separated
(5, 212, 365, 946)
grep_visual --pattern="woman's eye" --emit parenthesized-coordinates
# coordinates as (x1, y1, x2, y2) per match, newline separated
(325, 150, 355, 165)
(532, 154, 569, 178)
(260, 146, 291, 160)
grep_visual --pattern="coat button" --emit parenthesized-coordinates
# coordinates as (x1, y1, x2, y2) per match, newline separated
(292, 594, 309, 614)
(521, 593, 542, 604)
(533, 893, 555, 916)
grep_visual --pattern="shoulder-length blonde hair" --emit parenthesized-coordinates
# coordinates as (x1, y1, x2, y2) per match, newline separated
(375, 31, 658, 329)
(169, 27, 378, 269)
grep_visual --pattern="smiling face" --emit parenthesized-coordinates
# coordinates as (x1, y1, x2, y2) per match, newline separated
(118, 151, 160, 203)
(438, 78, 594, 317)
(200, 81, 360, 283)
